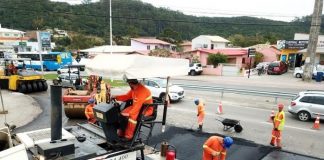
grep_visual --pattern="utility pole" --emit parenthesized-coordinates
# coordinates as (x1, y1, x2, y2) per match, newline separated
(303, 0, 323, 81)
(109, 0, 112, 54)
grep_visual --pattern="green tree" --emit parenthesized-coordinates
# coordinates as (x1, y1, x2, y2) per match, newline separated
(55, 37, 71, 46)
(207, 53, 228, 67)
(32, 17, 44, 30)
(191, 55, 200, 63)
(69, 34, 104, 50)
(254, 52, 264, 67)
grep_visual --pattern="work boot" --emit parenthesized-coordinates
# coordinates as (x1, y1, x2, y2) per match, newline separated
(269, 142, 275, 147)
(197, 125, 203, 132)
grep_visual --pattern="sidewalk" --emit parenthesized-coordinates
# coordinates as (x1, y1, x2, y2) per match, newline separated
(0, 90, 42, 128)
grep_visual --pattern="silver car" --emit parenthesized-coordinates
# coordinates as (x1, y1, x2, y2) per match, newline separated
(288, 91, 324, 121)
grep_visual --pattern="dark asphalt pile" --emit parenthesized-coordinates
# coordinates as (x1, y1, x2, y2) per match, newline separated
(147, 124, 320, 160)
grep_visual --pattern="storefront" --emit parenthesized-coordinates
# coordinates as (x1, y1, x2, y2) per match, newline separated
(277, 40, 308, 69)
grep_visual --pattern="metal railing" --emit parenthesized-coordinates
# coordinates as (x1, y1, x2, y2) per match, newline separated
(174, 84, 297, 104)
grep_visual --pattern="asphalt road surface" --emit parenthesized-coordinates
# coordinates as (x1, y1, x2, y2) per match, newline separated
(15, 78, 323, 159)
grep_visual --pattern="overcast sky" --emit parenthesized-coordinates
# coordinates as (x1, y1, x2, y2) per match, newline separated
(51, 0, 318, 22)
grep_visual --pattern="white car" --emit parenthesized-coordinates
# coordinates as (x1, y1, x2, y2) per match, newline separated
(293, 65, 322, 78)
(188, 63, 203, 76)
(57, 65, 79, 74)
(141, 78, 185, 102)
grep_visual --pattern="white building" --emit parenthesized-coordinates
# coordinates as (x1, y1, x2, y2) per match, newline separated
(191, 35, 230, 50)
(295, 33, 324, 65)
(0, 24, 28, 43)
(3, 41, 56, 53)
(131, 38, 174, 51)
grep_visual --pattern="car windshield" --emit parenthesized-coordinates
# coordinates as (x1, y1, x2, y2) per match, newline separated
(269, 62, 279, 67)
(153, 79, 173, 87)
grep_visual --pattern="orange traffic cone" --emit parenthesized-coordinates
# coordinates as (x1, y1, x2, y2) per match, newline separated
(217, 101, 223, 114)
(268, 110, 275, 123)
(312, 115, 320, 130)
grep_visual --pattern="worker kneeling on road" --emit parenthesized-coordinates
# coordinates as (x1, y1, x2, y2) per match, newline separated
(202, 136, 233, 160)
(111, 78, 153, 141)
(195, 98, 205, 132)
(85, 98, 97, 124)
(270, 103, 285, 149)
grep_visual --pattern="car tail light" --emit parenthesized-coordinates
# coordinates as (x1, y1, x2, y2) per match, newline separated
(291, 101, 296, 106)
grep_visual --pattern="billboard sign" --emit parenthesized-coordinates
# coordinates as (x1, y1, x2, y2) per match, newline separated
(277, 40, 308, 49)
(37, 31, 51, 48)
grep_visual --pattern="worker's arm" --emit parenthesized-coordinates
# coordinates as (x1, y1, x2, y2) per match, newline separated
(128, 91, 148, 119)
(115, 90, 132, 101)
(203, 137, 220, 156)
(203, 145, 220, 156)
(274, 113, 283, 129)
(84, 107, 90, 120)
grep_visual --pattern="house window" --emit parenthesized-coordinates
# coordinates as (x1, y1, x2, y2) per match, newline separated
(211, 44, 214, 49)
(155, 46, 158, 49)
(4, 33, 10, 36)
(147, 45, 150, 50)
(203, 44, 208, 48)
(14, 34, 19, 37)
(242, 58, 245, 63)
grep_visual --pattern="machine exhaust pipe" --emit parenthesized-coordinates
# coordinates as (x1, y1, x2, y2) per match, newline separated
(50, 85, 62, 141)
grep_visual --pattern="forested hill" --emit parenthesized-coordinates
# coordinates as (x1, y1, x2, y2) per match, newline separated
(0, 0, 315, 43)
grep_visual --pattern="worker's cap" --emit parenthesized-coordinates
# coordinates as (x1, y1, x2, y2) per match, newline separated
(88, 98, 95, 104)
(223, 137, 234, 149)
(278, 103, 284, 109)
(194, 98, 199, 105)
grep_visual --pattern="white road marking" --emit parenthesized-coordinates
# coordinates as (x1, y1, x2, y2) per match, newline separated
(260, 121, 317, 132)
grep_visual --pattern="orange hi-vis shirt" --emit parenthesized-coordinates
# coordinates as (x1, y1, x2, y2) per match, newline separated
(203, 136, 227, 160)
(115, 83, 153, 120)
(85, 104, 96, 123)
(197, 101, 205, 116)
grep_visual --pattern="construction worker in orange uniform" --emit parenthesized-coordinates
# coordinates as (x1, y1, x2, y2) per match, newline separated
(270, 103, 285, 149)
(202, 136, 233, 160)
(111, 79, 153, 141)
(85, 98, 97, 124)
(194, 98, 205, 132)
(8, 61, 16, 75)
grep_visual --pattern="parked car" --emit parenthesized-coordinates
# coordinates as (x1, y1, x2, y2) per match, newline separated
(312, 65, 324, 78)
(293, 66, 316, 78)
(57, 73, 86, 87)
(57, 65, 79, 74)
(288, 90, 324, 121)
(140, 78, 185, 102)
(188, 63, 203, 76)
(267, 61, 288, 75)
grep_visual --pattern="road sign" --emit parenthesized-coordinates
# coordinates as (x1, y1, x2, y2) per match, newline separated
(19, 42, 27, 46)
(248, 48, 256, 57)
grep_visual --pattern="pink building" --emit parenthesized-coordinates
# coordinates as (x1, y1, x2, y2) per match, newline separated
(131, 38, 174, 51)
(187, 48, 249, 68)
(250, 44, 280, 62)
